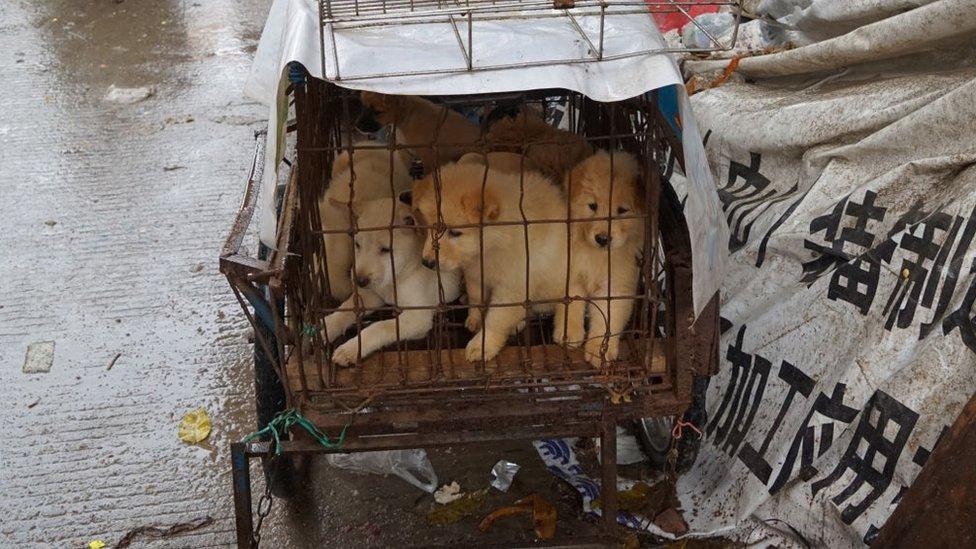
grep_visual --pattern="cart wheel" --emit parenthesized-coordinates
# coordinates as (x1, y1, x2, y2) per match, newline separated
(634, 376, 709, 474)
(252, 278, 308, 498)
(634, 415, 673, 467)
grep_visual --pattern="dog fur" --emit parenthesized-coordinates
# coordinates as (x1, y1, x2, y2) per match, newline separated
(318, 145, 412, 301)
(456, 151, 540, 174)
(561, 151, 645, 366)
(323, 197, 461, 365)
(410, 162, 569, 362)
(358, 92, 481, 174)
(485, 110, 593, 182)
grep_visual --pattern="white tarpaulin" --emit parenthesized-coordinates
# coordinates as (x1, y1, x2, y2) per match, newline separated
(668, 0, 976, 545)
(244, 0, 728, 316)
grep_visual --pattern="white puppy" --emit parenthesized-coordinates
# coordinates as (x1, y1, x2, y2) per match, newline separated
(323, 197, 461, 365)
(318, 145, 412, 301)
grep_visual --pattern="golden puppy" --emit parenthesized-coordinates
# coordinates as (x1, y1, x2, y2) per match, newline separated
(486, 110, 592, 182)
(357, 92, 481, 174)
(318, 145, 412, 301)
(562, 151, 645, 367)
(410, 162, 569, 362)
(456, 151, 540, 175)
(323, 197, 462, 365)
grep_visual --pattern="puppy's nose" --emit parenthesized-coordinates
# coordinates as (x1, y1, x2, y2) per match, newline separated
(595, 233, 611, 247)
(422, 258, 437, 270)
(355, 274, 370, 288)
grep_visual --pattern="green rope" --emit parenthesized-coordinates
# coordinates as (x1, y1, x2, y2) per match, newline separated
(302, 324, 319, 336)
(242, 409, 347, 455)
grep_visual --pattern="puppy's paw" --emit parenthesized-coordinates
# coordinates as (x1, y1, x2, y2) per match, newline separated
(464, 309, 482, 333)
(465, 332, 503, 363)
(331, 341, 360, 367)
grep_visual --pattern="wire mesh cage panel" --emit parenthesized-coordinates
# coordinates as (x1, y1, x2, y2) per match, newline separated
(317, 0, 741, 81)
(221, 79, 717, 434)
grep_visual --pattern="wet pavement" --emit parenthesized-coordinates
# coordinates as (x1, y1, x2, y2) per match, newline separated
(1, 0, 273, 545)
(0, 2, 676, 547)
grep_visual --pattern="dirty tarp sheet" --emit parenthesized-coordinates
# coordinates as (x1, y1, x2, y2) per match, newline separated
(244, 0, 728, 316)
(666, 0, 976, 545)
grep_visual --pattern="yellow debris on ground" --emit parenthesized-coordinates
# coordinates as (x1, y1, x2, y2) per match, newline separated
(178, 408, 212, 444)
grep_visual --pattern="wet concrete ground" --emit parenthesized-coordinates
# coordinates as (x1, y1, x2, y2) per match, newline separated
(0, 2, 684, 547)
(1, 0, 277, 545)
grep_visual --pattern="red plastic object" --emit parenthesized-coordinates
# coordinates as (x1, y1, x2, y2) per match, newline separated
(648, 2, 721, 32)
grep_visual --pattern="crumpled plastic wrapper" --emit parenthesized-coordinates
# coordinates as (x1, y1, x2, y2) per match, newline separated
(490, 460, 520, 492)
(178, 408, 212, 444)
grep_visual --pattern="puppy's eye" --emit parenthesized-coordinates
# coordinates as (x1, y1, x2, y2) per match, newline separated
(588, 203, 597, 212)
(380, 246, 391, 254)
(617, 206, 630, 215)
(447, 229, 462, 238)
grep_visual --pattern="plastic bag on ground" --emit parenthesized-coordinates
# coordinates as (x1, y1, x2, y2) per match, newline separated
(595, 425, 647, 465)
(326, 449, 438, 493)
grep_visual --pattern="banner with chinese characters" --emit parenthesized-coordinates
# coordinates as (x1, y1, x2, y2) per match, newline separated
(669, 2, 976, 544)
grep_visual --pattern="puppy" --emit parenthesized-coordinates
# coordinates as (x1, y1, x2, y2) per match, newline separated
(562, 151, 645, 367)
(318, 145, 412, 301)
(457, 151, 540, 175)
(357, 92, 481, 174)
(411, 163, 569, 362)
(486, 110, 593, 182)
(322, 197, 461, 365)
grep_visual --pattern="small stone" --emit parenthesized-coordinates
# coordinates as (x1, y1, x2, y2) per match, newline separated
(104, 85, 154, 104)
(23, 341, 55, 373)
(44, 220, 57, 226)
(190, 263, 204, 273)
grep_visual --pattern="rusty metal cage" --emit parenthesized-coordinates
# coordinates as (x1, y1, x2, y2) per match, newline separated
(279, 81, 708, 423)
(316, 0, 742, 81)
(222, 76, 719, 544)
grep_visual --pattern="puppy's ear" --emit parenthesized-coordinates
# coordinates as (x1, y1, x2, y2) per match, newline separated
(461, 189, 500, 223)
(326, 197, 354, 224)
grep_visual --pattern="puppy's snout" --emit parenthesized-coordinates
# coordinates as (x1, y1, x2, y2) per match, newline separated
(595, 233, 611, 248)
(355, 273, 371, 288)
(421, 257, 437, 270)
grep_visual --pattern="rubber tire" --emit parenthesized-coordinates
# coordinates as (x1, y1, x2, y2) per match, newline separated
(634, 376, 710, 474)
(634, 416, 674, 467)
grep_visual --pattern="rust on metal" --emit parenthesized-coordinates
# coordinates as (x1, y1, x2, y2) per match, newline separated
(874, 393, 976, 548)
